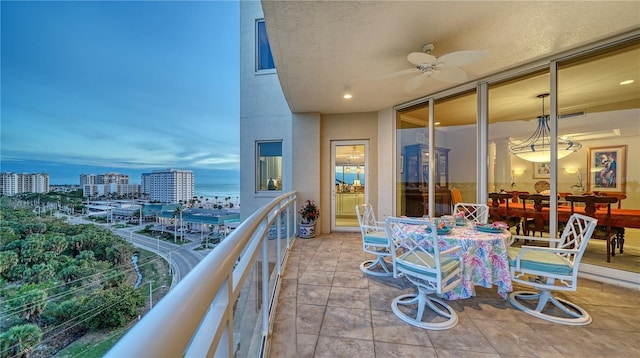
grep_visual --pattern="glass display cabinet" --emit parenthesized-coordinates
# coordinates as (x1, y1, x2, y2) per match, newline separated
(403, 144, 450, 217)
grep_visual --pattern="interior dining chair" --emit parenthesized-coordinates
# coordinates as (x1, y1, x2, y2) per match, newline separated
(355, 203, 393, 277)
(453, 203, 489, 224)
(508, 213, 598, 325)
(385, 216, 463, 330)
(534, 180, 551, 193)
(450, 188, 463, 206)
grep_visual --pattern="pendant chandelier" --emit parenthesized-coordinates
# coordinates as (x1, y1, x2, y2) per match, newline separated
(508, 93, 581, 163)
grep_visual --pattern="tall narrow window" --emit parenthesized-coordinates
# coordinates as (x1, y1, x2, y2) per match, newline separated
(257, 141, 282, 192)
(256, 19, 275, 71)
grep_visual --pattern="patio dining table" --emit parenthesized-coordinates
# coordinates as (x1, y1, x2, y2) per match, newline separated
(412, 224, 513, 300)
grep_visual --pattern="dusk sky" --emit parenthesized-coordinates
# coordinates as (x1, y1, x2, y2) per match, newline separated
(1, 1, 239, 184)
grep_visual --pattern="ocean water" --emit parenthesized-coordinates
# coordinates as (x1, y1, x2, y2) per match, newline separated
(195, 183, 240, 203)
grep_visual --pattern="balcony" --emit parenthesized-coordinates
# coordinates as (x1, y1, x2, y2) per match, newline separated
(270, 232, 640, 356)
(108, 193, 640, 357)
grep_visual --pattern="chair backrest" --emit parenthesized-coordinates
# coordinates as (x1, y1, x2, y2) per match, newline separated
(591, 191, 626, 209)
(534, 180, 550, 193)
(385, 216, 461, 293)
(450, 188, 463, 206)
(555, 213, 598, 270)
(453, 203, 489, 224)
(508, 191, 529, 203)
(356, 203, 379, 228)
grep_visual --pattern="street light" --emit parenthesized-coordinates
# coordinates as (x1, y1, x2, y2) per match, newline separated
(149, 280, 154, 310)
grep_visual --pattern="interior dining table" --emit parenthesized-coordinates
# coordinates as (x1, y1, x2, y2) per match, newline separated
(488, 193, 640, 262)
(412, 224, 513, 300)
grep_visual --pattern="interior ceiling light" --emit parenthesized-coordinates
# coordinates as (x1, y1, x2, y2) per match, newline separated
(349, 146, 359, 159)
(508, 93, 582, 163)
(343, 87, 352, 99)
(619, 79, 634, 85)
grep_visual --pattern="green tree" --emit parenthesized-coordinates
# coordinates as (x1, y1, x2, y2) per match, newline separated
(20, 222, 47, 236)
(0, 251, 18, 276)
(106, 243, 131, 266)
(0, 226, 20, 247)
(58, 264, 81, 284)
(51, 298, 83, 322)
(5, 285, 48, 322)
(0, 323, 42, 358)
(20, 235, 46, 265)
(25, 263, 54, 284)
(83, 286, 143, 330)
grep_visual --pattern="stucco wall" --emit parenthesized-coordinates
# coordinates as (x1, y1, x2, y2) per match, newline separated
(321, 112, 378, 233)
(239, 1, 292, 219)
(292, 112, 321, 224)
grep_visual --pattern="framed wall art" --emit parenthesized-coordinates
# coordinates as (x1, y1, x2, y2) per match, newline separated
(587, 145, 626, 194)
(532, 162, 550, 179)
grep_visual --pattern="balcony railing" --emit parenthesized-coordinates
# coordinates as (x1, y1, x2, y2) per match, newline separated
(106, 192, 297, 357)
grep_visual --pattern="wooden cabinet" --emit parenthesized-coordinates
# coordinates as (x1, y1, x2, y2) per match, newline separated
(403, 145, 451, 217)
(404, 144, 449, 190)
(336, 193, 364, 217)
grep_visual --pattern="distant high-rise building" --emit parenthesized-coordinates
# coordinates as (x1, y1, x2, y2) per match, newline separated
(142, 168, 194, 203)
(80, 172, 129, 186)
(141, 172, 152, 197)
(0, 172, 49, 195)
(80, 172, 137, 198)
(79, 174, 98, 186)
(98, 172, 130, 184)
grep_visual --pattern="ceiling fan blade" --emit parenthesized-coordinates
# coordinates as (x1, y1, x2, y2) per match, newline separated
(433, 67, 468, 83)
(438, 50, 486, 67)
(379, 68, 420, 79)
(407, 52, 436, 66)
(404, 74, 427, 92)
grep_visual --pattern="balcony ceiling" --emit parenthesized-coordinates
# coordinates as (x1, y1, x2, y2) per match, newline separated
(261, 1, 640, 116)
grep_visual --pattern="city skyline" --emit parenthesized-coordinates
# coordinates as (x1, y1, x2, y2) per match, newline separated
(0, 1, 240, 184)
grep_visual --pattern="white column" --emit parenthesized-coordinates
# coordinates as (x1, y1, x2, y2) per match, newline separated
(493, 138, 512, 192)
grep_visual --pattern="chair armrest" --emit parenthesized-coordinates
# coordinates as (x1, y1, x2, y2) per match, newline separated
(519, 245, 576, 255)
(375, 220, 386, 226)
(361, 224, 385, 232)
(440, 245, 462, 257)
(511, 235, 561, 245)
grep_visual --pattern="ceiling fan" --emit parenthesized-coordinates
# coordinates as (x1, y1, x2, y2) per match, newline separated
(391, 43, 486, 92)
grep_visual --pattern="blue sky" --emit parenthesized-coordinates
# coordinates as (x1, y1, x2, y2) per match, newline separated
(1, 1, 239, 184)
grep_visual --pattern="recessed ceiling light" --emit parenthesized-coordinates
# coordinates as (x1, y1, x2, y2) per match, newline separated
(343, 87, 352, 99)
(619, 79, 634, 85)
(434, 122, 440, 125)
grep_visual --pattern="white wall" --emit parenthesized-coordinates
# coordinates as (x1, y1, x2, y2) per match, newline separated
(240, 1, 292, 218)
(321, 112, 378, 233)
(377, 108, 394, 220)
(292, 112, 320, 224)
(444, 109, 640, 208)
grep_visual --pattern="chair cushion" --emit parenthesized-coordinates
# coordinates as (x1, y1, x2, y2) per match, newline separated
(364, 231, 388, 245)
(397, 251, 459, 278)
(508, 247, 572, 275)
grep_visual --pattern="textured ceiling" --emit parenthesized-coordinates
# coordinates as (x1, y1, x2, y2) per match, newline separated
(261, 1, 640, 115)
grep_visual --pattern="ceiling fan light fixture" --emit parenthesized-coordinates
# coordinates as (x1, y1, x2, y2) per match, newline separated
(508, 94, 582, 163)
(400, 43, 485, 91)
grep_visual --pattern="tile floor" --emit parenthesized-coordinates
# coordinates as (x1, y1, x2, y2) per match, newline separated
(270, 232, 640, 358)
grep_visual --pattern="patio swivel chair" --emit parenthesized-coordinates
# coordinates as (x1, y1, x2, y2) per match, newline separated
(385, 216, 463, 330)
(453, 203, 489, 224)
(355, 203, 393, 277)
(508, 213, 598, 325)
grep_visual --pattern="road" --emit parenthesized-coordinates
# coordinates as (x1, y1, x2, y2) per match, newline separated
(116, 227, 208, 287)
(62, 213, 207, 287)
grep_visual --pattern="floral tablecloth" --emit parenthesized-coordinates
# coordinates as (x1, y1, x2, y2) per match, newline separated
(415, 226, 512, 300)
